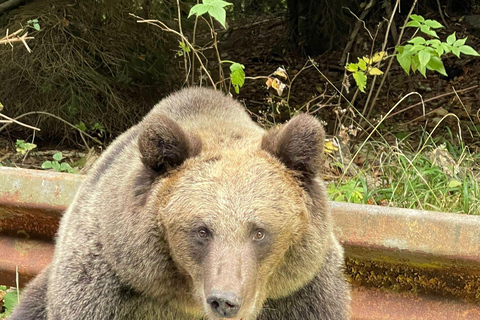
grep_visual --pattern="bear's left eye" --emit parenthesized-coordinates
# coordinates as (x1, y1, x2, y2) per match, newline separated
(197, 228, 210, 239)
(253, 229, 266, 241)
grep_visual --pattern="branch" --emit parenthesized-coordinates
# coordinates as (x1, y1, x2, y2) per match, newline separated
(0, 0, 25, 14)
(130, 14, 216, 88)
(1, 29, 34, 52)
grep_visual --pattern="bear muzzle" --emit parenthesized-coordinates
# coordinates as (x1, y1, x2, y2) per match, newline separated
(207, 290, 242, 318)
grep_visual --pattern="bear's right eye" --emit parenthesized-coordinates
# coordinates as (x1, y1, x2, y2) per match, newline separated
(197, 228, 210, 239)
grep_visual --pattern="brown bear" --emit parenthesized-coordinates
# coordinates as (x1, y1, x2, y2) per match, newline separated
(9, 87, 350, 320)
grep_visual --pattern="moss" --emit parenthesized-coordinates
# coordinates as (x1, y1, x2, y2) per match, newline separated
(345, 258, 480, 302)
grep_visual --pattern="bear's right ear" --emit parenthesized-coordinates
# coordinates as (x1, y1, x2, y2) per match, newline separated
(261, 114, 324, 183)
(138, 114, 201, 174)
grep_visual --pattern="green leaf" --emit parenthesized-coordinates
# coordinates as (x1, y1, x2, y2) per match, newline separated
(60, 162, 73, 173)
(51, 161, 61, 172)
(229, 62, 245, 94)
(53, 152, 63, 161)
(411, 55, 419, 72)
(426, 55, 447, 76)
(91, 122, 105, 132)
(15, 139, 36, 154)
(208, 6, 227, 28)
(41, 161, 53, 169)
(459, 45, 480, 56)
(448, 179, 462, 188)
(446, 32, 456, 45)
(418, 50, 431, 69)
(420, 25, 438, 38)
(408, 37, 426, 45)
(406, 21, 421, 28)
(356, 58, 367, 71)
(452, 46, 460, 58)
(426, 39, 441, 47)
(424, 19, 443, 29)
(75, 122, 87, 132)
(188, 3, 210, 18)
(418, 63, 427, 77)
(346, 63, 358, 72)
(441, 43, 452, 54)
(208, 0, 233, 7)
(454, 37, 467, 47)
(410, 14, 425, 22)
(396, 52, 412, 75)
(3, 289, 20, 317)
(352, 71, 367, 93)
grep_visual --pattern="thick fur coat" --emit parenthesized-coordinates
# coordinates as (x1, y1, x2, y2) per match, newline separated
(9, 88, 350, 320)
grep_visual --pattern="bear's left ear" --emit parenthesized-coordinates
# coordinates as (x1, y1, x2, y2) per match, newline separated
(138, 113, 201, 174)
(261, 114, 324, 182)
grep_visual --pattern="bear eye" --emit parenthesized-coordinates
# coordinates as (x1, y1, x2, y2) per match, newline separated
(253, 229, 265, 241)
(197, 228, 210, 239)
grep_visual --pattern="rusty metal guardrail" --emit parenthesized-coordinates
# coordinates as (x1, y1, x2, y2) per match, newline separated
(1, 167, 479, 319)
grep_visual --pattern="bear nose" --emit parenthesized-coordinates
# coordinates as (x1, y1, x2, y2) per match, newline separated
(207, 291, 241, 318)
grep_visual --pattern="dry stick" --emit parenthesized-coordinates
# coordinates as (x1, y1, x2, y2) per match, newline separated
(385, 1, 398, 44)
(340, 0, 376, 66)
(0, 112, 39, 131)
(176, 0, 190, 86)
(366, 0, 418, 121)
(384, 84, 478, 121)
(1, 29, 34, 52)
(0, 111, 100, 147)
(436, 0, 449, 29)
(191, 0, 200, 85)
(363, 0, 401, 115)
(209, 16, 225, 91)
(131, 14, 216, 88)
(0, 0, 25, 14)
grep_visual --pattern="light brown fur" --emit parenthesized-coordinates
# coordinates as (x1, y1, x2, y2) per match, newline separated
(9, 87, 350, 320)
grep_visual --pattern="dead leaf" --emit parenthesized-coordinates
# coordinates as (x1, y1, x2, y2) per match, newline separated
(273, 67, 288, 79)
(324, 139, 339, 154)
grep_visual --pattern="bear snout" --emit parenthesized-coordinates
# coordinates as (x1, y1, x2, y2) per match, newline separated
(207, 290, 242, 318)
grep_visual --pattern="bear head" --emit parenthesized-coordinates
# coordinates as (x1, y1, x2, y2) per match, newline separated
(138, 112, 329, 320)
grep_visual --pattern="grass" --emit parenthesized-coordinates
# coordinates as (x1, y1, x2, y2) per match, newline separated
(326, 134, 480, 215)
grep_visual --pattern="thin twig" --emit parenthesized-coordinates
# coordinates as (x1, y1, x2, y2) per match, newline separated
(1, 29, 34, 52)
(340, 0, 376, 66)
(209, 16, 225, 91)
(0, 113, 40, 131)
(191, 0, 200, 85)
(0, 111, 101, 147)
(366, 0, 418, 121)
(384, 85, 478, 120)
(436, 0, 449, 29)
(132, 14, 216, 88)
(363, 0, 402, 117)
(176, 0, 190, 86)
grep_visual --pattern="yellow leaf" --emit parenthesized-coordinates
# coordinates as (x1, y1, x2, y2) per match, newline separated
(271, 78, 286, 96)
(362, 56, 373, 64)
(346, 63, 358, 72)
(372, 51, 387, 62)
(273, 67, 288, 79)
(324, 139, 338, 154)
(265, 78, 273, 89)
(368, 67, 384, 75)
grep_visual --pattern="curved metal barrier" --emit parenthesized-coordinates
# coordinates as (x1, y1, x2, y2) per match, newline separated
(1, 167, 479, 319)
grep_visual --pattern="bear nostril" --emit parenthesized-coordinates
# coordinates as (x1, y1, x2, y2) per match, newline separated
(207, 291, 241, 318)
